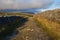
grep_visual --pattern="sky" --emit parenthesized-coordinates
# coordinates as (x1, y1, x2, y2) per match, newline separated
(41, 0, 60, 11)
(0, 0, 60, 11)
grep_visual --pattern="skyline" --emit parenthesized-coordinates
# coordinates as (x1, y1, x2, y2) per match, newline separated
(0, 0, 60, 12)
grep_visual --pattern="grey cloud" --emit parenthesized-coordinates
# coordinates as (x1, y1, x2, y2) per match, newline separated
(0, 0, 53, 9)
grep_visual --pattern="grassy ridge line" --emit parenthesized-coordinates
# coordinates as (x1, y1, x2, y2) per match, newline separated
(33, 16, 60, 40)
(0, 12, 33, 17)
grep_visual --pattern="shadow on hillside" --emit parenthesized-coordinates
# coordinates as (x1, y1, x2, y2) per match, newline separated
(0, 16, 28, 40)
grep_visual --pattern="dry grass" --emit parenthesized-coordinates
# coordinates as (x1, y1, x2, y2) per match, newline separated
(33, 9, 60, 40)
(39, 9, 60, 23)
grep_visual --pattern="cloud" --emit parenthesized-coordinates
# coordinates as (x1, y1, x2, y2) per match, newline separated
(0, 0, 53, 9)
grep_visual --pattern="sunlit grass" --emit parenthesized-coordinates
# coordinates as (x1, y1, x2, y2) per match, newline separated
(33, 9, 60, 40)
(33, 16, 60, 40)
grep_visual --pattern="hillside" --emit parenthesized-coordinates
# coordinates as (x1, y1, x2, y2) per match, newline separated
(37, 9, 60, 23)
(0, 12, 31, 40)
(0, 12, 54, 40)
(33, 9, 60, 40)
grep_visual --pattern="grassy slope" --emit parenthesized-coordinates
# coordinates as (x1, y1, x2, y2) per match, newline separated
(33, 9, 60, 40)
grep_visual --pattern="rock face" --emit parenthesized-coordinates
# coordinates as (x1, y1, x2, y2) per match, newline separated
(11, 17, 53, 40)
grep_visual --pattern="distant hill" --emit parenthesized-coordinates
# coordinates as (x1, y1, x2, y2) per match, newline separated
(0, 12, 33, 18)
(33, 9, 60, 40)
(0, 8, 40, 14)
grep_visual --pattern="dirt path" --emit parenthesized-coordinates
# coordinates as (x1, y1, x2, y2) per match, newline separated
(11, 17, 53, 40)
